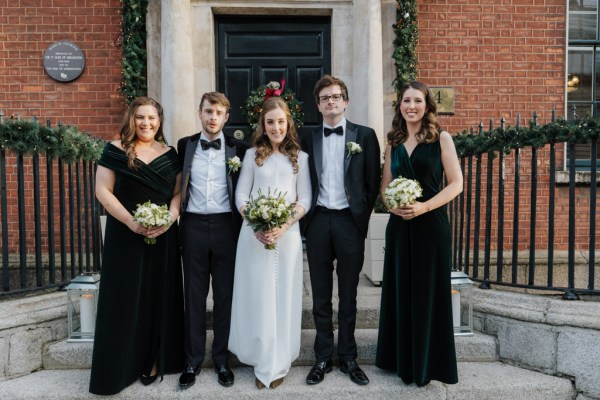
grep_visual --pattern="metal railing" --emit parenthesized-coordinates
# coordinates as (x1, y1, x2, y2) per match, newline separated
(0, 115, 103, 297)
(450, 112, 599, 299)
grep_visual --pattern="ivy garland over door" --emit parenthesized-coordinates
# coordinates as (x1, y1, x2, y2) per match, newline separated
(119, 0, 149, 104)
(393, 0, 419, 93)
(118, 1, 418, 102)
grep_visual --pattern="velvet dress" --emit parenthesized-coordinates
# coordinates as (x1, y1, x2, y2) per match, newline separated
(89, 143, 184, 395)
(375, 140, 458, 386)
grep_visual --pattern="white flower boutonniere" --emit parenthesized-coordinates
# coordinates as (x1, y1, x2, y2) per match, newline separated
(226, 156, 242, 174)
(346, 141, 362, 158)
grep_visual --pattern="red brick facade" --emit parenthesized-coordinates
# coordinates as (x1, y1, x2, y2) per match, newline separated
(0, 1, 595, 260)
(0, 0, 125, 139)
(418, 0, 566, 134)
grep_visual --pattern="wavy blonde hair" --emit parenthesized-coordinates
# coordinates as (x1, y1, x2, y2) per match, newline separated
(251, 97, 301, 173)
(119, 97, 165, 169)
(387, 81, 441, 147)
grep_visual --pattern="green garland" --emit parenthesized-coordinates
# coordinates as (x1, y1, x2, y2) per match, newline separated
(243, 81, 304, 135)
(119, 0, 149, 104)
(453, 116, 600, 158)
(393, 0, 419, 94)
(0, 119, 104, 162)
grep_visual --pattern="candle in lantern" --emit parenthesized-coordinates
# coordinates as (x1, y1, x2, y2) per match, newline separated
(451, 289, 461, 328)
(80, 293, 96, 333)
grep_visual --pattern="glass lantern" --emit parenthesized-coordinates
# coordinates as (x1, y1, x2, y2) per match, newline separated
(66, 273, 100, 342)
(451, 270, 474, 336)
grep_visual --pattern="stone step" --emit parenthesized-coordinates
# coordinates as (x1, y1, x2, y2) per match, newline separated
(0, 362, 575, 400)
(44, 329, 497, 370)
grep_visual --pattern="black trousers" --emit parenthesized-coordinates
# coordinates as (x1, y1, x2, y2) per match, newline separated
(305, 206, 365, 362)
(180, 212, 237, 366)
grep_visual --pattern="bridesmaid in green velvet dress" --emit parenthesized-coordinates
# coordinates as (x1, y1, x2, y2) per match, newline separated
(89, 97, 184, 395)
(375, 82, 463, 386)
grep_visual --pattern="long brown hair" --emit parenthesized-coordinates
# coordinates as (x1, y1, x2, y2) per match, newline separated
(387, 81, 441, 147)
(120, 96, 165, 169)
(251, 97, 301, 173)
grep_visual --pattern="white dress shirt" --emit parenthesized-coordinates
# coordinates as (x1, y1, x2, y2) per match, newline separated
(186, 132, 231, 214)
(317, 119, 350, 209)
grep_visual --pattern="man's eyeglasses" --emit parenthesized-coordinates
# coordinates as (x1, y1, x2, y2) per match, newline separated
(318, 94, 344, 103)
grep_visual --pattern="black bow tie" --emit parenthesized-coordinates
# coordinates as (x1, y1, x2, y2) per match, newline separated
(200, 138, 221, 151)
(324, 126, 343, 137)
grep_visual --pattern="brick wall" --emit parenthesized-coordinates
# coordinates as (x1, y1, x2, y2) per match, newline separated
(417, 0, 566, 135)
(0, 0, 125, 140)
(416, 1, 600, 252)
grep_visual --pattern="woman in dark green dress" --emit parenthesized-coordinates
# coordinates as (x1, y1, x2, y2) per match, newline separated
(375, 82, 463, 386)
(89, 97, 184, 395)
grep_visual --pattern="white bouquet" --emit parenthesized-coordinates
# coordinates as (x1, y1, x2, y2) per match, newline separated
(132, 201, 173, 244)
(243, 188, 295, 250)
(383, 176, 423, 209)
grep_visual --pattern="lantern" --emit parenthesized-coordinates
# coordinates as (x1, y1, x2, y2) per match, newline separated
(66, 273, 100, 342)
(451, 270, 474, 336)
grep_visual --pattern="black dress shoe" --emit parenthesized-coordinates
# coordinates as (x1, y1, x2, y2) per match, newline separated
(179, 364, 201, 389)
(140, 373, 158, 386)
(214, 364, 234, 387)
(306, 360, 332, 385)
(340, 360, 369, 385)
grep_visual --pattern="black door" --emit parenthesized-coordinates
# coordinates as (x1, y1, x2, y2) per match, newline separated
(216, 15, 331, 141)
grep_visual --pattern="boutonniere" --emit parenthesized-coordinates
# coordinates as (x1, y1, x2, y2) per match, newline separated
(346, 141, 362, 158)
(226, 156, 242, 174)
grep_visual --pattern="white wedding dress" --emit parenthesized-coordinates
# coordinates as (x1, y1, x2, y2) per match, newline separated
(229, 148, 311, 386)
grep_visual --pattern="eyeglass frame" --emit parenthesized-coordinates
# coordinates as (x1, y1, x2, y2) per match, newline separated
(316, 93, 346, 103)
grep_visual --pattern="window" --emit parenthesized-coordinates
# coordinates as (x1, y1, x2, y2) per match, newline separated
(567, 0, 600, 168)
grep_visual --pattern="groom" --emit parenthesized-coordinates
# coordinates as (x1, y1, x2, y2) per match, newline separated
(301, 75, 381, 386)
(177, 92, 248, 389)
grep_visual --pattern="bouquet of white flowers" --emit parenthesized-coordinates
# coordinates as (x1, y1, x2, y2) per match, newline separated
(132, 201, 173, 244)
(383, 176, 423, 209)
(243, 188, 295, 250)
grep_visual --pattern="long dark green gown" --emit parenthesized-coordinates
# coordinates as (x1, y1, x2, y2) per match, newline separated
(375, 140, 458, 386)
(89, 143, 184, 395)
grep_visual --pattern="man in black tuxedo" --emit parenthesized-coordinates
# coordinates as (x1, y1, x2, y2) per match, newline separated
(301, 75, 381, 386)
(177, 92, 248, 389)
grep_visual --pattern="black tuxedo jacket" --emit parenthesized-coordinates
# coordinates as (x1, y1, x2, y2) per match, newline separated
(177, 133, 249, 232)
(301, 120, 381, 237)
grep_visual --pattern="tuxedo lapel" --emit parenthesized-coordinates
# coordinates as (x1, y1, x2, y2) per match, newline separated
(344, 121, 358, 175)
(224, 140, 236, 210)
(181, 134, 200, 211)
(313, 126, 324, 183)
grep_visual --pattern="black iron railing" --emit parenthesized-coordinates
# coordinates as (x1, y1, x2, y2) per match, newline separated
(450, 112, 599, 299)
(0, 115, 103, 297)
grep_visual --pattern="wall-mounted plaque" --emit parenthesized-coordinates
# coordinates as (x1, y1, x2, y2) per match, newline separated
(430, 86, 455, 115)
(43, 40, 85, 82)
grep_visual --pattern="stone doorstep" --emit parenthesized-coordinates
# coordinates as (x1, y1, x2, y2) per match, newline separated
(44, 329, 498, 370)
(0, 362, 575, 400)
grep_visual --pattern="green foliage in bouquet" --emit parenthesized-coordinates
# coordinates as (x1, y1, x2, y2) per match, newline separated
(243, 188, 296, 250)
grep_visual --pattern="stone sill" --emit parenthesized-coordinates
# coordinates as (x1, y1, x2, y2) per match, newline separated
(555, 171, 600, 185)
(473, 288, 600, 330)
(0, 292, 66, 331)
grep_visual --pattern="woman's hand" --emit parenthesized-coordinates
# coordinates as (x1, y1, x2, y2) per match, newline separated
(255, 224, 289, 245)
(126, 211, 174, 239)
(392, 201, 429, 220)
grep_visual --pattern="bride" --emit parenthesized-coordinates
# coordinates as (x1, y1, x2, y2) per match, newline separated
(229, 97, 311, 389)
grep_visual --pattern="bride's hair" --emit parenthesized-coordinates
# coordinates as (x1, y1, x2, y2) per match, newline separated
(252, 97, 301, 173)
